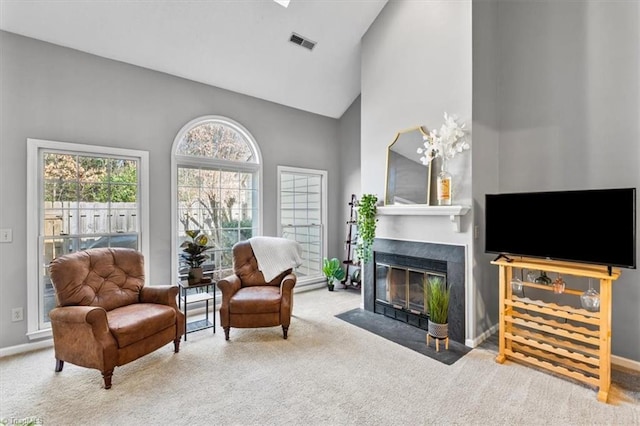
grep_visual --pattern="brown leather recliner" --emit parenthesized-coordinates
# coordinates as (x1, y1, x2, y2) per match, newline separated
(217, 240, 297, 340)
(48, 247, 185, 389)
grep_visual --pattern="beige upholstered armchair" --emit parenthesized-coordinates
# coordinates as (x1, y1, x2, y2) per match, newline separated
(48, 247, 185, 389)
(217, 239, 299, 340)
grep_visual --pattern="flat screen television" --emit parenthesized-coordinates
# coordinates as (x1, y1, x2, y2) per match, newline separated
(485, 188, 637, 269)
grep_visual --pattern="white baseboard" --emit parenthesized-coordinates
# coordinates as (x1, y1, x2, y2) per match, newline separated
(0, 339, 53, 358)
(295, 281, 326, 292)
(466, 323, 500, 348)
(611, 354, 640, 371)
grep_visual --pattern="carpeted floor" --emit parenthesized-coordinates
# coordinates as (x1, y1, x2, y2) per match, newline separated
(0, 288, 638, 425)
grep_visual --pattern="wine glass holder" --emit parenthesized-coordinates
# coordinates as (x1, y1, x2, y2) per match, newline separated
(491, 256, 620, 403)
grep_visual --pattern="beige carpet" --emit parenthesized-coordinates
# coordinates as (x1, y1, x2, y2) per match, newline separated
(1, 288, 638, 425)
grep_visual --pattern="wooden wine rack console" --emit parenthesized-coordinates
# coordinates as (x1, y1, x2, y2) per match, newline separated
(491, 256, 620, 403)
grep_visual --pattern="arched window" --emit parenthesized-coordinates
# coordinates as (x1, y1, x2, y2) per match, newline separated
(171, 116, 262, 286)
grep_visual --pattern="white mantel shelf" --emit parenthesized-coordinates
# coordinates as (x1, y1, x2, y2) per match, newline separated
(377, 205, 471, 232)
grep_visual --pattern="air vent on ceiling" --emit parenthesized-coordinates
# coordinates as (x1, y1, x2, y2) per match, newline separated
(289, 32, 316, 51)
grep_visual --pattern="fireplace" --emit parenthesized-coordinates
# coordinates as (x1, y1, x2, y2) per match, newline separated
(364, 238, 466, 344)
(374, 253, 447, 330)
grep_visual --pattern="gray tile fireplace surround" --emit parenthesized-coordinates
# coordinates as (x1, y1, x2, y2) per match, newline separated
(364, 238, 466, 344)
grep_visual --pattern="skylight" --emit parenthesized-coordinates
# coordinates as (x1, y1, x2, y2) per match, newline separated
(273, 0, 291, 8)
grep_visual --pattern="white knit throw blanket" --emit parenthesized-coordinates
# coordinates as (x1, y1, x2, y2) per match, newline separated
(248, 237, 303, 282)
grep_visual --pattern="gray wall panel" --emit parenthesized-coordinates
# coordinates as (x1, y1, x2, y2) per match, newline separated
(0, 31, 340, 348)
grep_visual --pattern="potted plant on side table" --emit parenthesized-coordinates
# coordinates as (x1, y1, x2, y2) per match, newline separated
(180, 230, 213, 285)
(426, 275, 450, 351)
(322, 257, 346, 291)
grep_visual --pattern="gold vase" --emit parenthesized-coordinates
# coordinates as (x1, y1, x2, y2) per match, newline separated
(437, 157, 452, 206)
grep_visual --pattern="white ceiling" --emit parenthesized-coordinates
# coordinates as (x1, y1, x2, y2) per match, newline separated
(0, 0, 388, 119)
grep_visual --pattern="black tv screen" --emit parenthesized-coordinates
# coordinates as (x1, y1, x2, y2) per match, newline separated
(485, 188, 637, 269)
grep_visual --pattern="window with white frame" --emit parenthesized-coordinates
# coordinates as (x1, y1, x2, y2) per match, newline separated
(27, 139, 149, 339)
(277, 166, 327, 283)
(172, 116, 262, 286)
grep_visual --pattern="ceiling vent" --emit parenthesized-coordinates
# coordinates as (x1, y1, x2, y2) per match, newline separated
(289, 32, 316, 51)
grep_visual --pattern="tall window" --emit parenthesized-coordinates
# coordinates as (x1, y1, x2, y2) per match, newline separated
(27, 139, 149, 339)
(172, 116, 262, 286)
(277, 166, 327, 284)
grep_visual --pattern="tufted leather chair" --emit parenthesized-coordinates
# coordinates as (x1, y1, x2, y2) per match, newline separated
(217, 240, 297, 340)
(48, 247, 185, 389)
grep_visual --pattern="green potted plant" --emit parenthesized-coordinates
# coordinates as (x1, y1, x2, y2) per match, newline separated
(180, 230, 213, 285)
(322, 257, 346, 291)
(355, 193, 378, 264)
(426, 276, 450, 340)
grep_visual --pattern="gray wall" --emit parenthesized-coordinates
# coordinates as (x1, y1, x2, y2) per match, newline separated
(2, 0, 638, 362)
(337, 95, 361, 264)
(361, 1, 473, 207)
(361, 0, 475, 341)
(472, 0, 500, 338)
(361, 0, 639, 361)
(0, 31, 341, 349)
(496, 1, 640, 361)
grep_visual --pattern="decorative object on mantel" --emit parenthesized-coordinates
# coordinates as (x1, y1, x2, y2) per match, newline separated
(417, 112, 470, 206)
(425, 275, 450, 352)
(180, 230, 213, 285)
(384, 126, 432, 206)
(355, 194, 378, 264)
(322, 257, 345, 291)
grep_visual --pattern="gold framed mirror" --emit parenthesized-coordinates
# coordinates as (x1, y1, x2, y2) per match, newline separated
(384, 126, 433, 206)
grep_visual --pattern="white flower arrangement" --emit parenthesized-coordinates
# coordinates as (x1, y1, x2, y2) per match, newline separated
(417, 112, 470, 165)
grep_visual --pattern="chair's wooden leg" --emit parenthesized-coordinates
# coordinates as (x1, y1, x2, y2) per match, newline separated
(55, 359, 64, 372)
(282, 325, 288, 339)
(102, 370, 113, 389)
(224, 327, 230, 341)
(173, 337, 181, 353)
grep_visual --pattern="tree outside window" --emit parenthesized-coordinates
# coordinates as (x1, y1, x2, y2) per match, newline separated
(174, 118, 260, 283)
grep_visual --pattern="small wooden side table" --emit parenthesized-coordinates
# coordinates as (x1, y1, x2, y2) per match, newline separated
(177, 279, 216, 341)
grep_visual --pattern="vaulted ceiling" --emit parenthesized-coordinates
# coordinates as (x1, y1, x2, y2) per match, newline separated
(0, 0, 388, 118)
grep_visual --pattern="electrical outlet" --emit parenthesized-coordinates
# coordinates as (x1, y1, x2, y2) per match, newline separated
(0, 228, 12, 243)
(11, 307, 23, 322)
